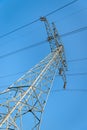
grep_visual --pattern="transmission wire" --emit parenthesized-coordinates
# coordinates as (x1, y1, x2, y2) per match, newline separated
(45, 0, 78, 17)
(0, 25, 87, 60)
(52, 88, 87, 93)
(0, 71, 87, 80)
(0, 40, 47, 59)
(0, 0, 78, 39)
(61, 26, 87, 37)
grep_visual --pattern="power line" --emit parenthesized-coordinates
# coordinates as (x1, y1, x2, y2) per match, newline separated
(56, 72, 87, 77)
(0, 40, 47, 59)
(66, 72, 87, 76)
(0, 87, 87, 93)
(0, 0, 78, 39)
(0, 71, 87, 80)
(68, 57, 87, 62)
(61, 26, 87, 37)
(52, 88, 87, 93)
(55, 7, 87, 23)
(0, 71, 26, 79)
(0, 71, 87, 89)
(0, 25, 87, 60)
(45, 0, 78, 17)
(0, 18, 39, 39)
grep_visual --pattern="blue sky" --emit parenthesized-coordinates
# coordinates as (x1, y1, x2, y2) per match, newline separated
(0, 0, 87, 130)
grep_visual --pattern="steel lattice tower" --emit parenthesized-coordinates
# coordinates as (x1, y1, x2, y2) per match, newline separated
(0, 17, 67, 130)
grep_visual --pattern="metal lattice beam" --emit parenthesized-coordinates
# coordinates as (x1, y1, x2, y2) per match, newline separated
(0, 46, 63, 130)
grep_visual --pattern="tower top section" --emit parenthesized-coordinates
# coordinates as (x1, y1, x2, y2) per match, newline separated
(40, 16, 67, 88)
(40, 16, 60, 52)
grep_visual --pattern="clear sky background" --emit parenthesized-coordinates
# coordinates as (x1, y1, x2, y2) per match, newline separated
(0, 0, 87, 130)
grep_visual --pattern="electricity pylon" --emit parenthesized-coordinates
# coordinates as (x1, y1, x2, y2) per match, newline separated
(0, 17, 67, 130)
